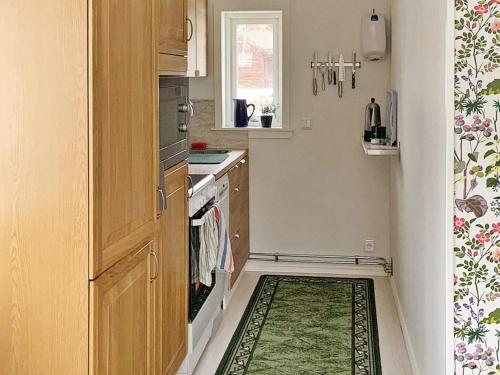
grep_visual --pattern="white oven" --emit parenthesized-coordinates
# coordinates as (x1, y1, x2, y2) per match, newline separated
(178, 174, 226, 375)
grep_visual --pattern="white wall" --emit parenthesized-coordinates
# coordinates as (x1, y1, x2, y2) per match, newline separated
(192, 0, 392, 259)
(389, 0, 451, 374)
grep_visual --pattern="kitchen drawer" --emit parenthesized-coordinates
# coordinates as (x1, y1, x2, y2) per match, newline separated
(231, 230, 246, 285)
(158, 53, 187, 75)
(227, 162, 240, 190)
(165, 161, 188, 196)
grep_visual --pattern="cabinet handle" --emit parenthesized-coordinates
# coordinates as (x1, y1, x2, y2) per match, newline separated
(240, 159, 246, 165)
(150, 251, 159, 283)
(234, 233, 240, 239)
(234, 187, 240, 192)
(234, 164, 239, 169)
(186, 17, 194, 42)
(159, 187, 166, 211)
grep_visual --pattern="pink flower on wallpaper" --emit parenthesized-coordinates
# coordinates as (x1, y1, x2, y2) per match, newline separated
(454, 274, 458, 286)
(492, 248, 500, 262)
(454, 216, 466, 230)
(474, 4, 489, 14)
(490, 0, 500, 5)
(492, 223, 500, 233)
(490, 18, 500, 32)
(475, 233, 491, 244)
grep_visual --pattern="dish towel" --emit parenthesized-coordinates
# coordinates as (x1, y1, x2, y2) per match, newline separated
(199, 208, 219, 286)
(214, 205, 234, 274)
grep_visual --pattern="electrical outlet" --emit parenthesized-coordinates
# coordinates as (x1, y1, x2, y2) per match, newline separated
(364, 240, 375, 253)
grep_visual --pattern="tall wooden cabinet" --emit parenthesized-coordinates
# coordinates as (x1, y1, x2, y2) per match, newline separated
(91, 0, 157, 280)
(157, 162, 189, 375)
(1, 1, 192, 375)
(1, 2, 89, 374)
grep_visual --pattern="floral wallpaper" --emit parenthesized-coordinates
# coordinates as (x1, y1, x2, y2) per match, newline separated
(454, 0, 500, 373)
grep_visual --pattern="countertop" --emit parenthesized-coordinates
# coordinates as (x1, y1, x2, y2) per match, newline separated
(189, 150, 247, 180)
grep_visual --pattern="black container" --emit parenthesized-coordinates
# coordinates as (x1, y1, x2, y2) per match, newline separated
(376, 126, 387, 139)
(261, 114, 273, 128)
(233, 99, 255, 127)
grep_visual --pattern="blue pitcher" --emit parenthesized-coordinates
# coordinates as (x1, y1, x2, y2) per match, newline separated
(233, 99, 255, 128)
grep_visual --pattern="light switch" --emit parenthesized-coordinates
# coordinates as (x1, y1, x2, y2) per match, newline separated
(301, 118, 312, 130)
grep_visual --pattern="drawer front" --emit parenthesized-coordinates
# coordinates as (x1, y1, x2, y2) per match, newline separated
(227, 163, 240, 190)
(229, 186, 242, 236)
(230, 230, 245, 286)
(158, 53, 187, 75)
(165, 161, 188, 196)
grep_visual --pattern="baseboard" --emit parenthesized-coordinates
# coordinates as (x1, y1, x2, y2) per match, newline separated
(389, 277, 420, 375)
(245, 259, 388, 277)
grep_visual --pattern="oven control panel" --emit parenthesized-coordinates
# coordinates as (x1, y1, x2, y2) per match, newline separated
(189, 175, 217, 217)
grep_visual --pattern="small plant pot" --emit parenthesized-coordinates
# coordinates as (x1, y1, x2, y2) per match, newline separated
(260, 114, 273, 128)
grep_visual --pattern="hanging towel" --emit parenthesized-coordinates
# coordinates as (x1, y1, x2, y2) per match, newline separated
(198, 208, 219, 286)
(214, 205, 234, 274)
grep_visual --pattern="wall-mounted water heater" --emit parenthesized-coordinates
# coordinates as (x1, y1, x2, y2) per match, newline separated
(361, 9, 387, 61)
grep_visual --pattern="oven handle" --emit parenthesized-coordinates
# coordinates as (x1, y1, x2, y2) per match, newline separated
(191, 204, 217, 227)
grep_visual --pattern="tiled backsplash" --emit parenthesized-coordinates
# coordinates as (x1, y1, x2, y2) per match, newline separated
(189, 100, 249, 149)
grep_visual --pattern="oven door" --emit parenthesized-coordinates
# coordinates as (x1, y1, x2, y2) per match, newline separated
(159, 77, 190, 170)
(189, 201, 217, 322)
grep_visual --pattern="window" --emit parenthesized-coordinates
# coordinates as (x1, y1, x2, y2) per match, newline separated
(221, 11, 283, 128)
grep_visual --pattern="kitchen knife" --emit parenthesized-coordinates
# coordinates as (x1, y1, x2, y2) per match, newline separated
(352, 51, 357, 89)
(338, 54, 345, 98)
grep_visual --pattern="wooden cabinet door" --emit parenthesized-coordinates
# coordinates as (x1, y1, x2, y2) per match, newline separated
(187, 0, 208, 77)
(157, 162, 189, 375)
(159, 0, 188, 56)
(91, 241, 157, 375)
(91, 0, 157, 278)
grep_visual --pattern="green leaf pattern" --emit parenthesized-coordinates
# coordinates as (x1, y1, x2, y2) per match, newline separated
(455, 1, 500, 373)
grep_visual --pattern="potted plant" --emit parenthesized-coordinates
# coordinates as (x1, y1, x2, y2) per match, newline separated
(260, 101, 280, 128)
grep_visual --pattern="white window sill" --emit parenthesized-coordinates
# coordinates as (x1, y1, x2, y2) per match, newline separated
(210, 127, 293, 139)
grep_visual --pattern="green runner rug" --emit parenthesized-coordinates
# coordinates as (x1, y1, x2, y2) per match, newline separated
(216, 275, 382, 375)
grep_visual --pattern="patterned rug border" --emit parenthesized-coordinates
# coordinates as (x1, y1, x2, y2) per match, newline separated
(215, 275, 382, 375)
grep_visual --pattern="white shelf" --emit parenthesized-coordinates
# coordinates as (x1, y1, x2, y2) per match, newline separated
(362, 138, 400, 156)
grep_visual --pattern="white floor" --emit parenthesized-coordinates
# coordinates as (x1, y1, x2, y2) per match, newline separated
(193, 270, 413, 375)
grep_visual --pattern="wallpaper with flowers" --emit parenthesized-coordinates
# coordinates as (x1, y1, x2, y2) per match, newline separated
(454, 0, 500, 373)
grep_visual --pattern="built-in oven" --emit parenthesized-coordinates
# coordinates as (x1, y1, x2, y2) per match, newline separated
(159, 77, 192, 170)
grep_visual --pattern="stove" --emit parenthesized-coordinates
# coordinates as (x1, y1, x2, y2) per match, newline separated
(180, 173, 225, 374)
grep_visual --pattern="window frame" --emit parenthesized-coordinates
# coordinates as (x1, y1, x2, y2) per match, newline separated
(221, 11, 283, 129)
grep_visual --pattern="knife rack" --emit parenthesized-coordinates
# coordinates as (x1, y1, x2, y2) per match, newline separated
(310, 61, 362, 69)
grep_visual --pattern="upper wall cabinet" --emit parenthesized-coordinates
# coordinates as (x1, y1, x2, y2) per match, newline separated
(159, 0, 188, 56)
(91, 0, 157, 279)
(187, 0, 208, 77)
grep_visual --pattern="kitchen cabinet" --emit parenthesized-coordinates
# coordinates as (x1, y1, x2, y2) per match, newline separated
(187, 0, 208, 77)
(228, 156, 250, 287)
(158, 0, 188, 75)
(2, 1, 159, 374)
(157, 162, 189, 375)
(157, 0, 207, 76)
(91, 0, 157, 279)
(159, 0, 188, 55)
(91, 241, 157, 375)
